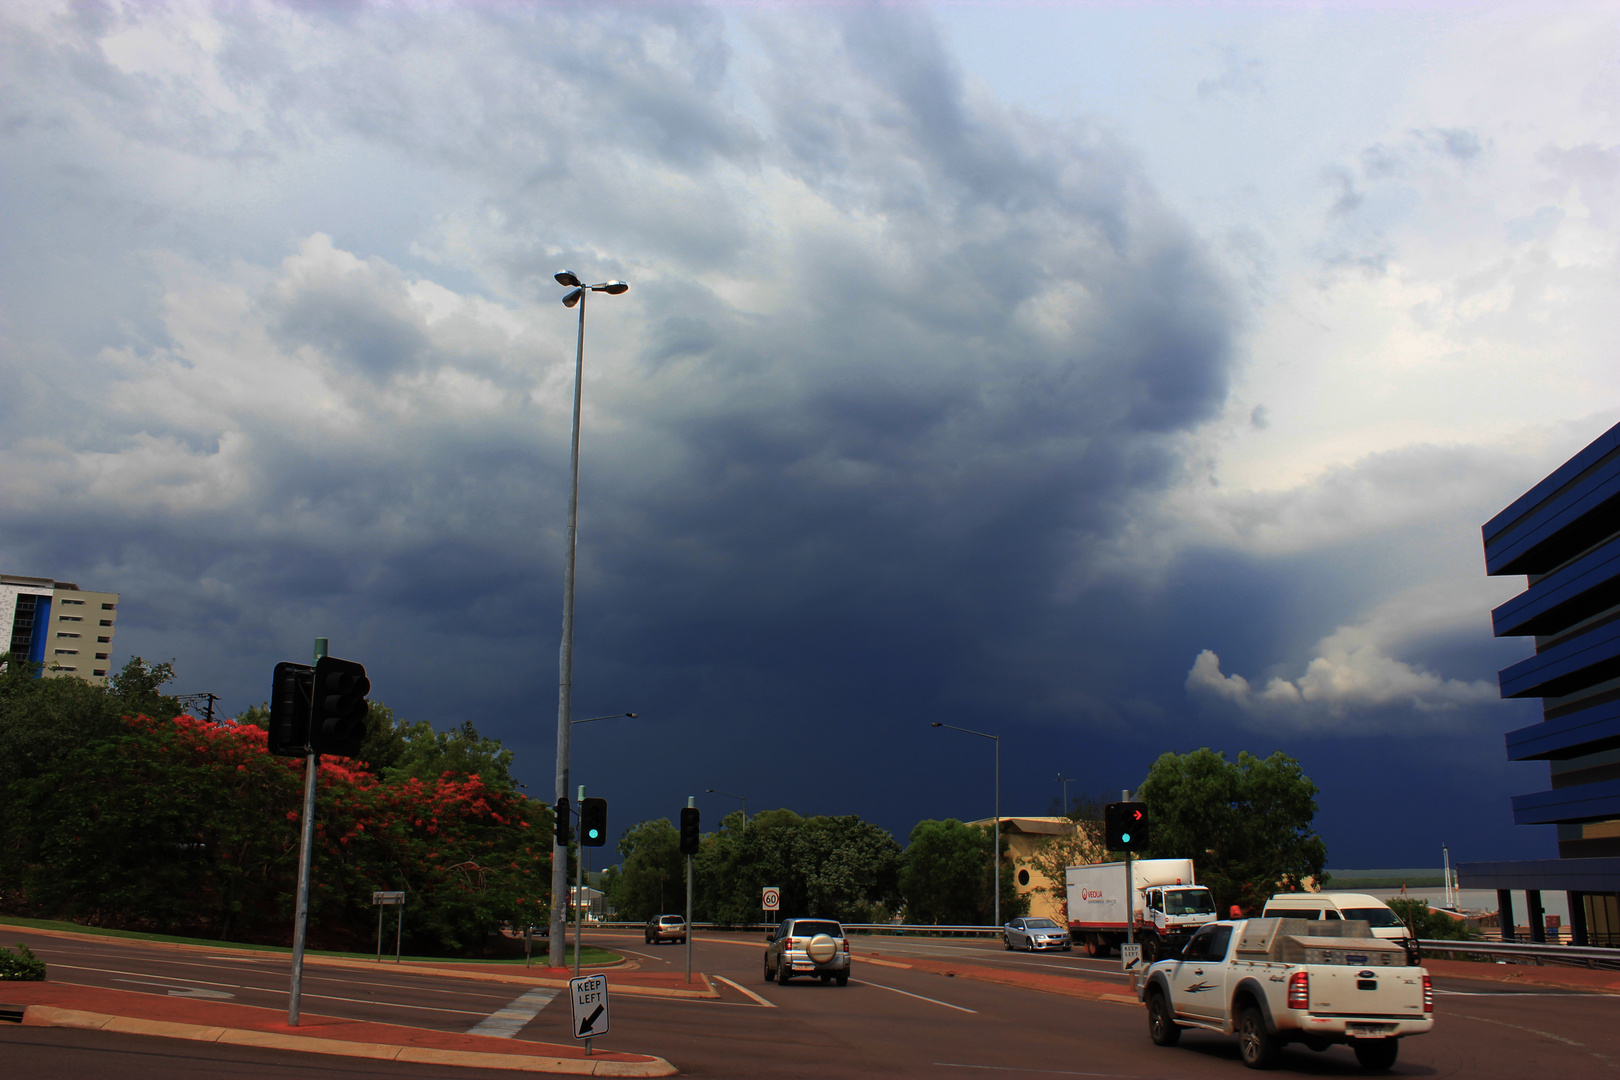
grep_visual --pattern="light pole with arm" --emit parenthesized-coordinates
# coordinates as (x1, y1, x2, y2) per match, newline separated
(705, 788, 748, 824)
(931, 722, 1001, 930)
(550, 271, 629, 970)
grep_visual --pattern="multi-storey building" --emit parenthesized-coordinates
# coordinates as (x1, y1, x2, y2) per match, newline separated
(1, 574, 120, 686)
(1460, 421, 1620, 945)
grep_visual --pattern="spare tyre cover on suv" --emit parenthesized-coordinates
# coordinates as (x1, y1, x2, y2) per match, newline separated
(806, 933, 838, 964)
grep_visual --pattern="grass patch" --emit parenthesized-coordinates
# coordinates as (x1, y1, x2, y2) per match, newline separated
(0, 917, 620, 967)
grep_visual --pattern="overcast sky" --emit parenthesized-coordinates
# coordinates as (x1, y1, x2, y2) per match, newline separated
(3, 0, 1615, 870)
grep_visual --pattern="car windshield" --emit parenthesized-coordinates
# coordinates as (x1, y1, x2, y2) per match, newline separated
(1163, 889, 1215, 915)
(1343, 907, 1404, 928)
(1025, 918, 1058, 928)
(792, 920, 843, 937)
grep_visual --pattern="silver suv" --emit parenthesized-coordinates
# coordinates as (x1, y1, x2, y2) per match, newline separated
(645, 914, 686, 944)
(764, 917, 850, 986)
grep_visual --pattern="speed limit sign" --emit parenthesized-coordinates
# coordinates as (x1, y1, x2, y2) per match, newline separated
(762, 886, 781, 912)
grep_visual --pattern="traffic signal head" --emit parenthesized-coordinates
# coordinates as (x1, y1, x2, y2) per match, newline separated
(1105, 801, 1150, 851)
(679, 806, 701, 855)
(308, 656, 369, 758)
(579, 797, 608, 847)
(554, 797, 571, 846)
(268, 662, 313, 757)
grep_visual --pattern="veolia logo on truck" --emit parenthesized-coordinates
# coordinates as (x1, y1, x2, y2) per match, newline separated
(1080, 888, 1106, 902)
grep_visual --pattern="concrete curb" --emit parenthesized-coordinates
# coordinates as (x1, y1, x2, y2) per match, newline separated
(22, 1005, 678, 1076)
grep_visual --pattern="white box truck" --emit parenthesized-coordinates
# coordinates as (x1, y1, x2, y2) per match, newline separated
(1066, 858, 1217, 961)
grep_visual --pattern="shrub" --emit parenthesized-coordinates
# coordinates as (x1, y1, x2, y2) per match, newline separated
(0, 942, 46, 980)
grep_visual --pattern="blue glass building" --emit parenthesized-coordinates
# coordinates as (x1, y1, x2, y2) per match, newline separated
(1459, 421, 1620, 945)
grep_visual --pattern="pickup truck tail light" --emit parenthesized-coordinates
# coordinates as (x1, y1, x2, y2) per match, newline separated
(1286, 970, 1309, 1010)
(841, 937, 850, 952)
(1422, 973, 1432, 1013)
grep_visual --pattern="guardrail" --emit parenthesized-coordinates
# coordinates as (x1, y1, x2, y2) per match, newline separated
(589, 921, 1006, 937)
(1417, 938, 1620, 968)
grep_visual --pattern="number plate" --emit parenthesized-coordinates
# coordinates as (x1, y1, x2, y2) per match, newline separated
(1347, 1023, 1392, 1038)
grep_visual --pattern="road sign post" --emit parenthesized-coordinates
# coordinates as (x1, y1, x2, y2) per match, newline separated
(373, 890, 405, 963)
(569, 973, 610, 1054)
(684, 796, 695, 984)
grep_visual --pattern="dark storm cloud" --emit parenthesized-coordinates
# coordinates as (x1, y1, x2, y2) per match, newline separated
(0, 1, 1247, 845)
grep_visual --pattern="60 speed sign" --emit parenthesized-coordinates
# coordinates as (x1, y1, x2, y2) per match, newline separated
(762, 886, 780, 911)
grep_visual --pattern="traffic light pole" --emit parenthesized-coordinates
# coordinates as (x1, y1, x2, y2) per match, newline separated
(287, 636, 328, 1026)
(575, 785, 585, 979)
(1123, 789, 1133, 949)
(685, 795, 694, 984)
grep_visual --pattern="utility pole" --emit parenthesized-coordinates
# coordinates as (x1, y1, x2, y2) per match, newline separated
(287, 637, 327, 1025)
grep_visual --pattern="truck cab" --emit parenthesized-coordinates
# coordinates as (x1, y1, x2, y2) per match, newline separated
(1143, 885, 1217, 942)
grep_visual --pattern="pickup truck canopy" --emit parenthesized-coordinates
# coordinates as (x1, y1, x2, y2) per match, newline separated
(1234, 918, 1408, 965)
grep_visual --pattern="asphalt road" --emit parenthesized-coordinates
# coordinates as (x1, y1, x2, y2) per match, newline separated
(3, 926, 1617, 1078)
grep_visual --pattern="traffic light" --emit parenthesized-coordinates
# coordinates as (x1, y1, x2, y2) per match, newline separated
(555, 797, 571, 846)
(1105, 801, 1149, 851)
(679, 806, 701, 855)
(267, 662, 313, 757)
(309, 656, 370, 757)
(579, 797, 608, 847)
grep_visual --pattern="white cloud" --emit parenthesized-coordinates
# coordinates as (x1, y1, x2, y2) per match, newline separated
(1186, 583, 1503, 732)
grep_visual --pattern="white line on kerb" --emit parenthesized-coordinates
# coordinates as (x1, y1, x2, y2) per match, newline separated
(931, 1064, 1148, 1077)
(855, 979, 976, 1013)
(711, 975, 776, 1007)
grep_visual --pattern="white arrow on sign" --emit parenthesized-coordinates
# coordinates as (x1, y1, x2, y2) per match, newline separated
(762, 886, 781, 911)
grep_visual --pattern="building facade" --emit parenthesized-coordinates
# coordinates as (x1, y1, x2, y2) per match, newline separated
(967, 815, 1093, 924)
(1, 574, 120, 686)
(1459, 421, 1620, 945)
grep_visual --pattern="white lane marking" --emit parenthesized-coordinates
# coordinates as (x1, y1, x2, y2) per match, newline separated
(55, 963, 488, 1016)
(1436, 989, 1589, 997)
(467, 987, 560, 1037)
(111, 978, 234, 999)
(711, 975, 775, 1008)
(616, 947, 666, 961)
(855, 979, 976, 1013)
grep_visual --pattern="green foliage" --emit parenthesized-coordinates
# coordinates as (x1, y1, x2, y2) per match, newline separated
(691, 810, 903, 925)
(107, 657, 184, 721)
(0, 713, 546, 955)
(898, 819, 1026, 925)
(0, 942, 46, 980)
(379, 718, 516, 792)
(1135, 748, 1328, 913)
(1387, 898, 1478, 942)
(606, 818, 683, 920)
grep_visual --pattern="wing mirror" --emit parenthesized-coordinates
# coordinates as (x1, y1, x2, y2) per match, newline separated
(766, 931, 776, 942)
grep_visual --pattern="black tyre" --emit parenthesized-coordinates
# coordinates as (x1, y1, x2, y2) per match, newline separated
(1141, 937, 1158, 964)
(776, 960, 792, 985)
(836, 971, 849, 986)
(820, 973, 832, 984)
(763, 956, 773, 983)
(1352, 1039, 1399, 1071)
(1146, 989, 1181, 1047)
(1237, 1006, 1280, 1070)
(1004, 935, 1013, 950)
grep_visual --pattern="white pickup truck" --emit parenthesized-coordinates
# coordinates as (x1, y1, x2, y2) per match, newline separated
(1137, 918, 1433, 1071)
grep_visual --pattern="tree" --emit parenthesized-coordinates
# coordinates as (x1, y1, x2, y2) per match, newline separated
(1135, 748, 1327, 913)
(1387, 898, 1478, 943)
(1025, 820, 1107, 922)
(898, 819, 1025, 925)
(606, 818, 684, 920)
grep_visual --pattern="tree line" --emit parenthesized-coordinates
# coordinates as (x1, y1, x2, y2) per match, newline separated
(0, 654, 550, 955)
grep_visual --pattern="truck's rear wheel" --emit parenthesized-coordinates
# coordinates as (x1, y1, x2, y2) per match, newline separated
(1237, 1006, 1280, 1069)
(1146, 990, 1181, 1047)
(1352, 1039, 1399, 1071)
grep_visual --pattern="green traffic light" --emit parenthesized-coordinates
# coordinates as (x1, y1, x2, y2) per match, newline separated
(1122, 832, 1132, 843)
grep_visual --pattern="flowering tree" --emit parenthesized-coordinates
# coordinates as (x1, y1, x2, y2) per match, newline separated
(1, 713, 546, 954)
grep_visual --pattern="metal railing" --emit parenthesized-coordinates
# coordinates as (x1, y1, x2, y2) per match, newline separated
(593, 921, 1006, 937)
(1417, 937, 1620, 968)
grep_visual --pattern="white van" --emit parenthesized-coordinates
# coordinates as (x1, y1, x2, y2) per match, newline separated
(1261, 892, 1417, 961)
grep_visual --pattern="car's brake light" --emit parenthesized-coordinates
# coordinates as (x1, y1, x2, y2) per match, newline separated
(785, 937, 797, 950)
(841, 937, 849, 952)
(1286, 970, 1309, 1010)
(1422, 973, 1432, 1013)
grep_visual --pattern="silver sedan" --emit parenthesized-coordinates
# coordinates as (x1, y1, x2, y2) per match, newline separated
(1004, 916, 1071, 951)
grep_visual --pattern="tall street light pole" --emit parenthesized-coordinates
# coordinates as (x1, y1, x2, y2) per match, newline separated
(931, 722, 1001, 930)
(705, 788, 748, 824)
(550, 270, 629, 970)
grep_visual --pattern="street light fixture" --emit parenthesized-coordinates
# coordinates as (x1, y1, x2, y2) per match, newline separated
(705, 788, 748, 823)
(931, 721, 1002, 931)
(550, 269, 629, 970)
(572, 712, 638, 726)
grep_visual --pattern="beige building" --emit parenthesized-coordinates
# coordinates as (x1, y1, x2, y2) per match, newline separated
(967, 815, 1103, 924)
(1, 574, 120, 685)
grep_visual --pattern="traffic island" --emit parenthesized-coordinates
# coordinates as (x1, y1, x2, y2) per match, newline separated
(6, 981, 677, 1076)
